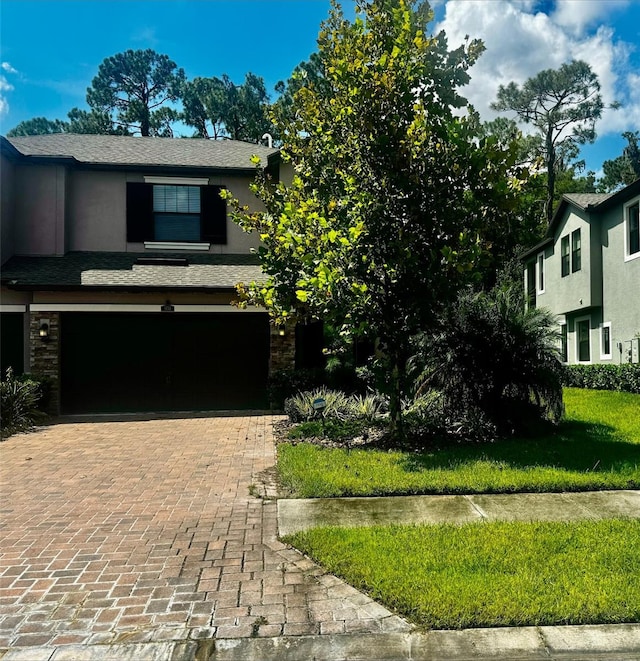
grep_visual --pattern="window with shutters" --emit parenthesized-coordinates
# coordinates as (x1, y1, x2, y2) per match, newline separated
(625, 199, 639, 261)
(126, 180, 227, 245)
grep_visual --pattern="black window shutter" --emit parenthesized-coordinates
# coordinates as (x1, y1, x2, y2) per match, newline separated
(201, 186, 227, 244)
(126, 183, 154, 242)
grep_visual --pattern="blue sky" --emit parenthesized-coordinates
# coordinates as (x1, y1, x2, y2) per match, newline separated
(1, 0, 639, 175)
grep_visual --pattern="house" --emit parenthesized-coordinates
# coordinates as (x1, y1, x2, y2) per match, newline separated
(521, 178, 640, 365)
(0, 133, 298, 415)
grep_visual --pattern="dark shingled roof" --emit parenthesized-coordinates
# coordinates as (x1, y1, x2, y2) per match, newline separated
(6, 134, 278, 171)
(1, 252, 264, 290)
(563, 193, 614, 209)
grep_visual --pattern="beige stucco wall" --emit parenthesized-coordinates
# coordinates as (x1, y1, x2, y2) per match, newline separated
(1, 152, 16, 264)
(66, 169, 262, 254)
(12, 163, 67, 256)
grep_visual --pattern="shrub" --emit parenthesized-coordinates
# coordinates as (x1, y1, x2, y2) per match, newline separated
(267, 368, 325, 410)
(562, 364, 640, 394)
(284, 388, 353, 422)
(412, 285, 564, 435)
(348, 394, 388, 422)
(1, 368, 44, 439)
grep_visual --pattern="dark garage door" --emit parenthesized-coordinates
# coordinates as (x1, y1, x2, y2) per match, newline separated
(61, 312, 270, 414)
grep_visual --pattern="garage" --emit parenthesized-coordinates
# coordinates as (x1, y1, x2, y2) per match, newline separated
(60, 312, 270, 414)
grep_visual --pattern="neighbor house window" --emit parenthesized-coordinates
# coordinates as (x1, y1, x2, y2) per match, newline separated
(626, 200, 639, 259)
(571, 228, 581, 272)
(537, 252, 545, 294)
(561, 235, 570, 277)
(601, 322, 612, 360)
(560, 323, 568, 363)
(126, 180, 227, 244)
(576, 318, 590, 363)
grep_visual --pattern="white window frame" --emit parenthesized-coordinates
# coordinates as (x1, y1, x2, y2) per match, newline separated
(575, 315, 591, 364)
(536, 251, 545, 295)
(559, 320, 568, 364)
(600, 322, 612, 360)
(623, 196, 640, 262)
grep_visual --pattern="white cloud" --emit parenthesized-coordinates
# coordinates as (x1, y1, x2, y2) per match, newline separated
(0, 74, 14, 117)
(2, 62, 18, 74)
(436, 0, 639, 138)
(552, 0, 630, 36)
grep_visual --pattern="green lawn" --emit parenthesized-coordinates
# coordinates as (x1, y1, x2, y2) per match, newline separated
(277, 389, 640, 497)
(285, 519, 640, 629)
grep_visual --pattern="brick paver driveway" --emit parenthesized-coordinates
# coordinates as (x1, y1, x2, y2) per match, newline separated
(0, 415, 407, 655)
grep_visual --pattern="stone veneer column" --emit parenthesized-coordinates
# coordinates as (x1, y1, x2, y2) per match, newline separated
(30, 312, 61, 416)
(269, 322, 296, 374)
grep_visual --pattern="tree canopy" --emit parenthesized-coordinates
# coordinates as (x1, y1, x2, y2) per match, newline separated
(182, 73, 272, 142)
(85, 49, 186, 137)
(599, 131, 640, 192)
(492, 60, 604, 224)
(227, 0, 526, 429)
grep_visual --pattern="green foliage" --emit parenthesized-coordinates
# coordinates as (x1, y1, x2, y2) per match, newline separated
(227, 0, 526, 432)
(599, 131, 640, 192)
(277, 389, 640, 498)
(86, 49, 186, 137)
(562, 364, 640, 394)
(287, 418, 373, 442)
(413, 284, 564, 434)
(492, 60, 604, 224)
(284, 387, 354, 423)
(286, 519, 640, 629)
(181, 73, 273, 142)
(1, 368, 44, 439)
(7, 117, 67, 136)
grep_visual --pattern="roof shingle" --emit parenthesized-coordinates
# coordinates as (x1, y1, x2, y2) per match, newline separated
(5, 134, 277, 171)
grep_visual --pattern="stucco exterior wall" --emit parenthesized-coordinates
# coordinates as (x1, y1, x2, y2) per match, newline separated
(535, 208, 596, 317)
(12, 163, 67, 256)
(600, 194, 640, 362)
(1, 152, 16, 264)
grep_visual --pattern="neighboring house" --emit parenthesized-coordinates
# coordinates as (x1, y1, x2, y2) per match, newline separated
(522, 178, 640, 365)
(0, 133, 298, 415)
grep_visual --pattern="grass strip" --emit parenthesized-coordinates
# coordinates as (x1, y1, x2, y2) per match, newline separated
(278, 389, 640, 497)
(285, 519, 640, 629)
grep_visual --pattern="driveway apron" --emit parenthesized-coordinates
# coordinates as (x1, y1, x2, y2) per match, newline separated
(0, 415, 408, 654)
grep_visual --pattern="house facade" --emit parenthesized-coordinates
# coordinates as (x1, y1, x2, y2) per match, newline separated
(0, 133, 297, 415)
(522, 179, 640, 365)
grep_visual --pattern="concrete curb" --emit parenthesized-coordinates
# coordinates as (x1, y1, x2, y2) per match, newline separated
(210, 624, 640, 660)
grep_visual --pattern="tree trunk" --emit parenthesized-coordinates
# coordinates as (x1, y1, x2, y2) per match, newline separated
(545, 129, 555, 226)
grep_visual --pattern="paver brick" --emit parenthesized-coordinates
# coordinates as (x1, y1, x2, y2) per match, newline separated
(0, 414, 409, 654)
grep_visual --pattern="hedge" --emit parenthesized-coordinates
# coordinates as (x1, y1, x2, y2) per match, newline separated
(561, 364, 640, 394)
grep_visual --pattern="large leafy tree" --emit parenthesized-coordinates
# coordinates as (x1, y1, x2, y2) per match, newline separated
(599, 131, 640, 192)
(228, 0, 525, 432)
(182, 73, 272, 142)
(492, 60, 604, 225)
(86, 49, 185, 137)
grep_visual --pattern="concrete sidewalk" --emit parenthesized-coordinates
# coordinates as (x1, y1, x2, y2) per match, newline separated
(277, 489, 640, 535)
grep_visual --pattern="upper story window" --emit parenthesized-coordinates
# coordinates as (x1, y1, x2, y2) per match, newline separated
(153, 185, 201, 241)
(561, 235, 570, 277)
(126, 180, 227, 245)
(626, 200, 639, 260)
(571, 228, 581, 272)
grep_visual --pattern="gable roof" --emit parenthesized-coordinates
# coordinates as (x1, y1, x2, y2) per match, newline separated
(521, 177, 640, 260)
(3, 134, 278, 172)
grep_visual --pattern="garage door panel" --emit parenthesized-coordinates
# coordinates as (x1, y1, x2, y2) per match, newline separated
(61, 313, 269, 414)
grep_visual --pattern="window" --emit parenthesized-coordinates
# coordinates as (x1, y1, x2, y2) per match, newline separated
(561, 235, 570, 277)
(526, 261, 536, 308)
(571, 228, 581, 273)
(560, 323, 568, 363)
(126, 181, 227, 244)
(576, 318, 590, 363)
(626, 201, 639, 259)
(536, 252, 545, 294)
(601, 322, 612, 360)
